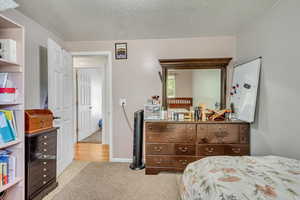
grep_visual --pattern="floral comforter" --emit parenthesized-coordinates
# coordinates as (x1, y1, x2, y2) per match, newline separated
(180, 156, 300, 200)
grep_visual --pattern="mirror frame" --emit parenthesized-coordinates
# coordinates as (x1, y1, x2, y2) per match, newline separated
(159, 58, 232, 110)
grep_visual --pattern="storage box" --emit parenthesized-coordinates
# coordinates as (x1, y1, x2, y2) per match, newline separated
(0, 88, 16, 102)
(25, 109, 53, 134)
(0, 39, 17, 63)
(144, 104, 161, 120)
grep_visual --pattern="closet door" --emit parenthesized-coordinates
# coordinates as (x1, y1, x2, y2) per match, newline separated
(48, 39, 74, 175)
(77, 69, 93, 141)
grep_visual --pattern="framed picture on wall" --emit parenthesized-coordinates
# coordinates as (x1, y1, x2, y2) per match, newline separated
(115, 43, 127, 59)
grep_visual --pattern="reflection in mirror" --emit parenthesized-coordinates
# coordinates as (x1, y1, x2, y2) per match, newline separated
(39, 46, 48, 109)
(167, 69, 221, 111)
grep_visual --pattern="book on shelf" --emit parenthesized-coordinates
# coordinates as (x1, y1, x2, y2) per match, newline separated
(0, 111, 17, 144)
(0, 150, 15, 186)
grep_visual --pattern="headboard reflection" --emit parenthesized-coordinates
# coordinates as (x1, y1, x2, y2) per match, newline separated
(167, 98, 193, 111)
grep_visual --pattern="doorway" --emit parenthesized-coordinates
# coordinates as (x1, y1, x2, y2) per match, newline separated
(72, 52, 112, 162)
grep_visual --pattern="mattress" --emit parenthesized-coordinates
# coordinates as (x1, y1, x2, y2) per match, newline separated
(180, 156, 300, 200)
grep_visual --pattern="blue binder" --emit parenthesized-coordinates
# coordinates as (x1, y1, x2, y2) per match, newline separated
(0, 112, 15, 143)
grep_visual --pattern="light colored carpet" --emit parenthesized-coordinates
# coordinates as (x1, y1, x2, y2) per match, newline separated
(79, 130, 102, 144)
(52, 162, 181, 200)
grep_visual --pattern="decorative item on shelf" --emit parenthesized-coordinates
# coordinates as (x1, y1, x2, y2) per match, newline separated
(0, 39, 17, 63)
(144, 95, 162, 120)
(207, 109, 232, 121)
(0, 88, 16, 103)
(151, 95, 160, 105)
(115, 42, 127, 60)
(0, 73, 8, 88)
(194, 107, 201, 121)
(25, 109, 54, 134)
(199, 104, 207, 121)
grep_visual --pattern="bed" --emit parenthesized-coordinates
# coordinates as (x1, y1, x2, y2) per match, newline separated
(180, 156, 300, 200)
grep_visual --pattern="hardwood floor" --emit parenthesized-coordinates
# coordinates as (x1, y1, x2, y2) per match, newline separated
(75, 143, 109, 162)
(79, 130, 102, 144)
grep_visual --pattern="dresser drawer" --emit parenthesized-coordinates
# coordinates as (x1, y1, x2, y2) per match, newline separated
(197, 145, 224, 156)
(29, 159, 56, 175)
(28, 160, 56, 191)
(197, 124, 240, 144)
(29, 177, 55, 196)
(146, 144, 196, 155)
(146, 144, 174, 155)
(224, 145, 250, 156)
(146, 156, 196, 169)
(146, 123, 196, 143)
(174, 144, 196, 155)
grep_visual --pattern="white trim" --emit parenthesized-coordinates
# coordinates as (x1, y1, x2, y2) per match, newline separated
(71, 51, 113, 162)
(111, 158, 132, 163)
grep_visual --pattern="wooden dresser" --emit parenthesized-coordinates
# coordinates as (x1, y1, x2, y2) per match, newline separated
(25, 128, 58, 200)
(145, 120, 250, 175)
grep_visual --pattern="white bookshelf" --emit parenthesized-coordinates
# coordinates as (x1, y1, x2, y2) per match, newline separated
(0, 14, 25, 200)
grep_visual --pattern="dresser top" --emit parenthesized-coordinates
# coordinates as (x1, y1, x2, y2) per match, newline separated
(144, 119, 249, 124)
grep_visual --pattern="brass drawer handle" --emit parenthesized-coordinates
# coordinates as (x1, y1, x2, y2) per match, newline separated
(153, 146, 163, 152)
(205, 147, 215, 153)
(200, 137, 208, 143)
(232, 148, 241, 153)
(43, 136, 48, 139)
(179, 160, 188, 165)
(43, 168, 47, 172)
(178, 147, 188, 152)
(156, 159, 162, 164)
(43, 149, 47, 152)
(43, 181, 47, 184)
(215, 131, 228, 138)
(43, 142, 48, 145)
(43, 174, 47, 178)
(43, 162, 47, 165)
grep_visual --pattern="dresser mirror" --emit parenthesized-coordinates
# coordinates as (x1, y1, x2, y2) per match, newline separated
(167, 69, 221, 110)
(160, 58, 232, 110)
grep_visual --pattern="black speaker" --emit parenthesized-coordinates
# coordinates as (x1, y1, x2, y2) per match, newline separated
(130, 110, 145, 170)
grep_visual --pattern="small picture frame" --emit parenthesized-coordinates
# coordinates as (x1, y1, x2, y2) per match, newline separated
(115, 43, 127, 59)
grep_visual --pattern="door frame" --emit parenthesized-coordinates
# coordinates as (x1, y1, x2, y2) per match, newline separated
(71, 51, 113, 162)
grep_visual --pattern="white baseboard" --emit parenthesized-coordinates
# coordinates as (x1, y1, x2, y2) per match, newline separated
(110, 158, 132, 163)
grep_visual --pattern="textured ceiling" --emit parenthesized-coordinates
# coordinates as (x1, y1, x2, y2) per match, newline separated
(15, 0, 279, 41)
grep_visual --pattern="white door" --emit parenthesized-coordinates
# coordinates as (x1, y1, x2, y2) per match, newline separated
(77, 69, 93, 141)
(48, 39, 74, 175)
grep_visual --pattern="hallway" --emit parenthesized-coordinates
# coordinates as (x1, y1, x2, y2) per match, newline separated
(75, 144, 109, 162)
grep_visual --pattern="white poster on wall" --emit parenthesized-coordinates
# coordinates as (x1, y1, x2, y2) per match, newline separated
(230, 58, 261, 123)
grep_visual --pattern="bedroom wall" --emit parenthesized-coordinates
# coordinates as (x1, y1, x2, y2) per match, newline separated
(192, 69, 221, 109)
(1, 9, 64, 109)
(237, 0, 300, 160)
(65, 36, 236, 159)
